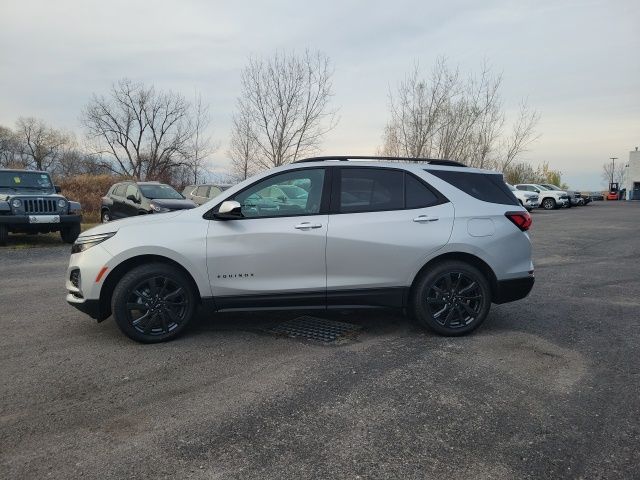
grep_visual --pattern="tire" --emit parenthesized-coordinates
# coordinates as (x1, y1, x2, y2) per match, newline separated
(411, 260, 491, 336)
(0, 224, 8, 246)
(60, 223, 81, 244)
(541, 198, 556, 210)
(111, 263, 197, 343)
(101, 209, 111, 223)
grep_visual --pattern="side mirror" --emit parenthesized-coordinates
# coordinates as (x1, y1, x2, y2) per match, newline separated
(127, 194, 139, 203)
(55, 185, 62, 194)
(214, 200, 242, 220)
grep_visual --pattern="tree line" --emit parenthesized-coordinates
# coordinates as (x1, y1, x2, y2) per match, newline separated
(0, 50, 573, 188)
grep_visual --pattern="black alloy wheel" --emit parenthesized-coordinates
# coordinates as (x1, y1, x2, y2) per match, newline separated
(412, 260, 491, 336)
(426, 272, 483, 329)
(127, 276, 189, 335)
(112, 263, 196, 343)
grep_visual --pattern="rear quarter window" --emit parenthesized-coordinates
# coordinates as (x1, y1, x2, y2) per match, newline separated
(427, 170, 518, 206)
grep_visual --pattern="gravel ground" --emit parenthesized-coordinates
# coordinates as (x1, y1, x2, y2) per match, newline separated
(1, 201, 638, 479)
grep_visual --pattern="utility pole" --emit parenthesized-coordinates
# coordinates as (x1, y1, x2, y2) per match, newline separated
(610, 157, 618, 185)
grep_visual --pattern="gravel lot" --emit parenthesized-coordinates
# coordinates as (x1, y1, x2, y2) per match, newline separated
(1, 202, 638, 479)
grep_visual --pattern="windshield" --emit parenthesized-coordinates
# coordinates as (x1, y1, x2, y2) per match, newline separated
(541, 184, 561, 190)
(139, 184, 183, 200)
(277, 185, 308, 199)
(0, 171, 53, 191)
(536, 185, 551, 191)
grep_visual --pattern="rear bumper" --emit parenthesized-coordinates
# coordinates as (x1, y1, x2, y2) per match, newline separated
(493, 276, 535, 304)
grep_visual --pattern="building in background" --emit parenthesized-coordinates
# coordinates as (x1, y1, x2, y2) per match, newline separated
(623, 148, 640, 200)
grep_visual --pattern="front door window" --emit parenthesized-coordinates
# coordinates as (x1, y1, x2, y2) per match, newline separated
(230, 169, 325, 218)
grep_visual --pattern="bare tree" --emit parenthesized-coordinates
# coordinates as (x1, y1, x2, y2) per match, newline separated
(602, 159, 626, 186)
(500, 101, 540, 170)
(382, 60, 457, 158)
(82, 79, 212, 180)
(182, 93, 215, 184)
(381, 59, 539, 170)
(232, 50, 337, 172)
(14, 117, 72, 171)
(228, 107, 259, 181)
(0, 125, 19, 167)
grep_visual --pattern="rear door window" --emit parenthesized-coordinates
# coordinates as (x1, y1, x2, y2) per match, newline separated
(405, 174, 439, 209)
(339, 168, 404, 213)
(208, 186, 222, 198)
(195, 185, 209, 197)
(427, 170, 518, 206)
(336, 168, 444, 213)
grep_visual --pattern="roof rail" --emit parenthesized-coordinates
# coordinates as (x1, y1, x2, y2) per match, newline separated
(292, 155, 466, 167)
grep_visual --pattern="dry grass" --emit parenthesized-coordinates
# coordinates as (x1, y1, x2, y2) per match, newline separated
(2, 223, 98, 249)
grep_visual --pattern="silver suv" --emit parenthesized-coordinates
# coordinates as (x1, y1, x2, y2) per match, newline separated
(66, 156, 534, 343)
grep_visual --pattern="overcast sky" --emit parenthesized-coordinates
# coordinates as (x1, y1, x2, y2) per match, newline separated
(1, 0, 638, 189)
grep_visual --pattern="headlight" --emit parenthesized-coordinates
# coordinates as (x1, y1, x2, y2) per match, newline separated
(11, 199, 21, 208)
(149, 203, 170, 213)
(71, 232, 116, 254)
(58, 199, 67, 209)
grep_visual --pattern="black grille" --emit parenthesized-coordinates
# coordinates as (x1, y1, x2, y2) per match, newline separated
(70, 269, 80, 288)
(24, 198, 57, 214)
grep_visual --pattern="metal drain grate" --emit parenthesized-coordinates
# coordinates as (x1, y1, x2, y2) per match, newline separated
(268, 315, 362, 343)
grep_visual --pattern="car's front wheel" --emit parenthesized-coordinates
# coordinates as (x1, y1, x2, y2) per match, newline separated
(0, 224, 8, 246)
(411, 260, 491, 336)
(112, 263, 197, 343)
(60, 223, 81, 244)
(541, 198, 556, 210)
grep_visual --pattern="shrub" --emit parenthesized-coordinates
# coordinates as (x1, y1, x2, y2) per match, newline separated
(58, 174, 125, 223)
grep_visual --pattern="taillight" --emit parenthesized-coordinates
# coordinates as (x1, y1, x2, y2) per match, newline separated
(505, 211, 532, 231)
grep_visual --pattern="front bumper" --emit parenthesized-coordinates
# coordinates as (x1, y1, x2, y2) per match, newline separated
(0, 214, 82, 225)
(66, 295, 104, 320)
(65, 244, 113, 321)
(493, 276, 535, 304)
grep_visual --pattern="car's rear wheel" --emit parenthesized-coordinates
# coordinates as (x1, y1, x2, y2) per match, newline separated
(0, 224, 8, 246)
(60, 223, 81, 244)
(542, 198, 556, 210)
(101, 209, 111, 223)
(411, 260, 491, 336)
(112, 263, 197, 343)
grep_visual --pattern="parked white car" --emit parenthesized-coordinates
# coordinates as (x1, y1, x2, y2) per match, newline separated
(507, 183, 539, 211)
(66, 156, 535, 343)
(539, 184, 582, 207)
(515, 184, 570, 210)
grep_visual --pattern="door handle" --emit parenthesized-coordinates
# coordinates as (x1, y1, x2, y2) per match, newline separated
(294, 222, 323, 230)
(413, 215, 439, 223)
